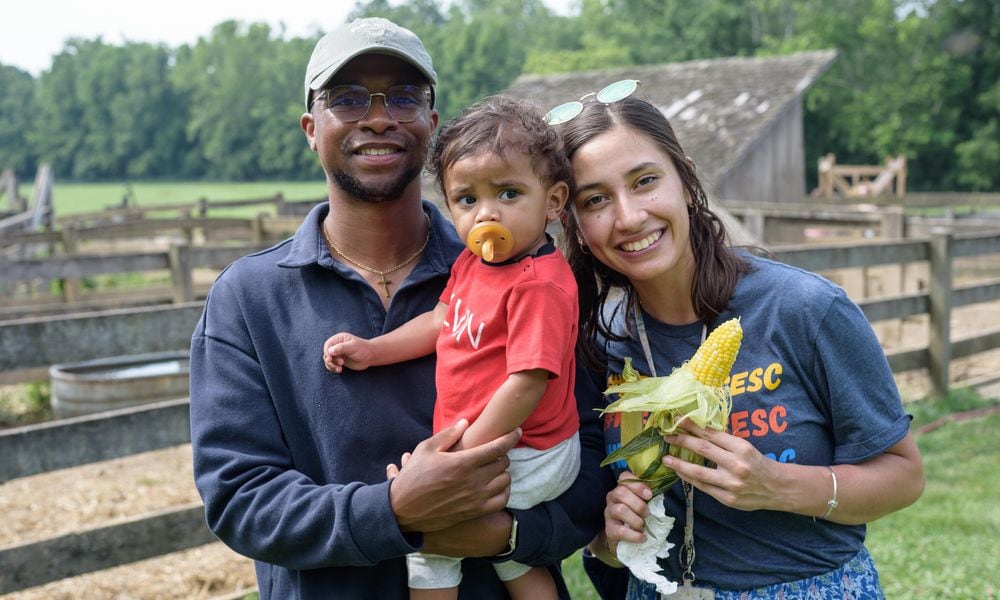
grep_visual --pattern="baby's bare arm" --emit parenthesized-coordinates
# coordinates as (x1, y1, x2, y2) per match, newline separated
(455, 369, 548, 450)
(325, 302, 446, 372)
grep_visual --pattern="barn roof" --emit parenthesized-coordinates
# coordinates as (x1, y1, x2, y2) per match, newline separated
(502, 49, 837, 186)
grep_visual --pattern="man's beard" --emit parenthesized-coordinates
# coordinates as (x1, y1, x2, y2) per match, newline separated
(332, 164, 424, 203)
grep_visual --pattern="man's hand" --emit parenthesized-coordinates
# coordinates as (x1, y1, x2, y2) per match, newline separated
(389, 419, 519, 533)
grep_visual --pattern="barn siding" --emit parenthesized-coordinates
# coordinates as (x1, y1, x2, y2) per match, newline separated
(714, 100, 805, 204)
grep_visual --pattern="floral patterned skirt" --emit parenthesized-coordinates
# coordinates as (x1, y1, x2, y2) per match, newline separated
(627, 546, 885, 600)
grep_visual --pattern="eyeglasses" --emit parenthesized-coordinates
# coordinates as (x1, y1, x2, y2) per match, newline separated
(543, 79, 645, 125)
(311, 84, 432, 123)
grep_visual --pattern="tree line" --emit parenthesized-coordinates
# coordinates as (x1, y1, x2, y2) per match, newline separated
(0, 0, 996, 191)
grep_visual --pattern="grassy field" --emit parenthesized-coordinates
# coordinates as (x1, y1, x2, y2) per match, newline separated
(18, 180, 327, 217)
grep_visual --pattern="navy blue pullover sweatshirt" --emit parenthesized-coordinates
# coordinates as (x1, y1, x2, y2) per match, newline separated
(190, 202, 610, 599)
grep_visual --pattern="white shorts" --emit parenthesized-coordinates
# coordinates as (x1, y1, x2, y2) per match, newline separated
(407, 432, 581, 589)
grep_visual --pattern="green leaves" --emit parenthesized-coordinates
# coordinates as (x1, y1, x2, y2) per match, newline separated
(0, 0, 997, 189)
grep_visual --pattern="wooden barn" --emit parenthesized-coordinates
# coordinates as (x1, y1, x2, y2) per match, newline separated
(502, 50, 838, 208)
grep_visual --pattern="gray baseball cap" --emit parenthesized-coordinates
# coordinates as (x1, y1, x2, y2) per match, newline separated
(304, 17, 437, 109)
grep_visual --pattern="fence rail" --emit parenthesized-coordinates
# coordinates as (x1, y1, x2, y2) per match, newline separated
(54, 194, 321, 225)
(0, 230, 998, 594)
(0, 208, 319, 318)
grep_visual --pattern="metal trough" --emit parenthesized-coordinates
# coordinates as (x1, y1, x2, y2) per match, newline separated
(49, 351, 190, 418)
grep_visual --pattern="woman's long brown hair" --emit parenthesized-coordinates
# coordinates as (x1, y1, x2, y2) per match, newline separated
(557, 96, 750, 371)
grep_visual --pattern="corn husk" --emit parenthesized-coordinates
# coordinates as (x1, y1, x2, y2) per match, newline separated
(600, 356, 734, 497)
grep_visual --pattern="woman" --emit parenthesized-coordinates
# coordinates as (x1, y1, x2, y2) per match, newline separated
(551, 87, 925, 599)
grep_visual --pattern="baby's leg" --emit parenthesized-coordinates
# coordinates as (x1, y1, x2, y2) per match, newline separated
(503, 566, 557, 600)
(410, 587, 458, 600)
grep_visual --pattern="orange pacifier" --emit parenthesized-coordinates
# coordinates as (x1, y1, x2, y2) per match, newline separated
(466, 222, 515, 262)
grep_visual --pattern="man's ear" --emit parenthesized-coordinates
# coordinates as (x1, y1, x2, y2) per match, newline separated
(545, 181, 570, 223)
(429, 108, 439, 133)
(301, 112, 317, 151)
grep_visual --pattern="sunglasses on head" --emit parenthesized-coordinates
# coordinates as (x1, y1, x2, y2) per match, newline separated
(543, 79, 646, 125)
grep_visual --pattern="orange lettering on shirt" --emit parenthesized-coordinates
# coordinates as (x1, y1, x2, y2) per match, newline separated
(730, 406, 788, 438)
(730, 411, 749, 438)
(750, 409, 769, 437)
(769, 405, 788, 433)
(604, 412, 622, 431)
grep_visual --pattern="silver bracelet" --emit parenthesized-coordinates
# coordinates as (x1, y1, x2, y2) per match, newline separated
(814, 466, 839, 521)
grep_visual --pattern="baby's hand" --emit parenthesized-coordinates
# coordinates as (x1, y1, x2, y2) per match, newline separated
(323, 333, 374, 373)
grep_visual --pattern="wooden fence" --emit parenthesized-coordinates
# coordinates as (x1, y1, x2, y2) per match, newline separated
(0, 211, 317, 319)
(0, 168, 26, 214)
(1, 230, 998, 594)
(815, 153, 907, 198)
(55, 193, 320, 226)
(0, 165, 53, 238)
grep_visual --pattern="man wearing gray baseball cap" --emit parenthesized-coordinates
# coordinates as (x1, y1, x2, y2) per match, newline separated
(190, 16, 606, 600)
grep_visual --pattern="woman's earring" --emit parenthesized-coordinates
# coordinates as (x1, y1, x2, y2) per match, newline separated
(576, 234, 591, 254)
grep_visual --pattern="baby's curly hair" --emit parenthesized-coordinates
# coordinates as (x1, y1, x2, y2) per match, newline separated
(428, 95, 573, 199)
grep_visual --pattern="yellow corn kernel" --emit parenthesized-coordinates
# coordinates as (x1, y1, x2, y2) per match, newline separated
(688, 318, 743, 387)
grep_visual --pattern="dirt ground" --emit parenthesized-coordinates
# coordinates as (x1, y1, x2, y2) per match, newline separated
(2, 266, 998, 599)
(0, 446, 256, 600)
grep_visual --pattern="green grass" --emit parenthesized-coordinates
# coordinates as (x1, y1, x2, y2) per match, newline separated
(867, 411, 1000, 599)
(906, 386, 1000, 430)
(19, 180, 327, 217)
(0, 382, 52, 427)
(563, 550, 601, 599)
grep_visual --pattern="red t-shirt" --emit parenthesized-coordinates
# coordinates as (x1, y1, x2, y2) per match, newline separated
(435, 246, 579, 450)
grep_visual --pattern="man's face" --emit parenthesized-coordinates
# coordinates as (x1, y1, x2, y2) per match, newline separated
(302, 54, 438, 203)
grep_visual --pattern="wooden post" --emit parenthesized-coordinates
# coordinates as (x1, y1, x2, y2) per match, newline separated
(1, 169, 24, 212)
(274, 193, 285, 216)
(30, 164, 53, 231)
(817, 154, 835, 197)
(895, 155, 907, 196)
(927, 231, 952, 398)
(181, 209, 193, 244)
(880, 205, 905, 346)
(197, 197, 208, 218)
(168, 243, 194, 304)
(252, 213, 265, 244)
(879, 205, 905, 239)
(61, 227, 81, 303)
(743, 210, 765, 242)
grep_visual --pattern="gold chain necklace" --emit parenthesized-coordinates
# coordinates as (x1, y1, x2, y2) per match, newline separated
(322, 214, 430, 298)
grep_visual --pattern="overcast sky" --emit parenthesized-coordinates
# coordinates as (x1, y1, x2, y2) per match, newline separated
(1, 0, 577, 76)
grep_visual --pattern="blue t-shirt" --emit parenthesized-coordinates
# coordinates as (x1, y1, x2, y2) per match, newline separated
(600, 253, 911, 589)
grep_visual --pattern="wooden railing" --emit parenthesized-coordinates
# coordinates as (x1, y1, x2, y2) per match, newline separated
(0, 211, 317, 319)
(55, 194, 321, 226)
(0, 165, 53, 237)
(0, 231, 998, 594)
(771, 231, 1000, 396)
(815, 154, 907, 198)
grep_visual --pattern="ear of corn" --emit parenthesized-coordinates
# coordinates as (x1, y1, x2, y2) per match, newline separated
(689, 318, 744, 387)
(600, 317, 742, 497)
